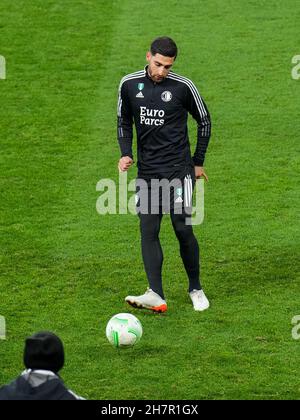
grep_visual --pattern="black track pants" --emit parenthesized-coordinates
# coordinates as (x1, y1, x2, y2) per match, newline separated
(138, 210, 201, 300)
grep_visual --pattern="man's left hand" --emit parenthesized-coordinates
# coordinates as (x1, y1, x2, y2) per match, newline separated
(194, 166, 208, 181)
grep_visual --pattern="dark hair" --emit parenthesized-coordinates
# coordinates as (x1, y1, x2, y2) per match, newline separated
(24, 331, 65, 373)
(150, 37, 178, 59)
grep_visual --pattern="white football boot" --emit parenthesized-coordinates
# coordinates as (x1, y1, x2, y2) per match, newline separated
(189, 289, 210, 312)
(125, 288, 167, 313)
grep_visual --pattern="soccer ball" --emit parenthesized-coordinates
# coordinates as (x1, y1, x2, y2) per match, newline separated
(106, 313, 143, 348)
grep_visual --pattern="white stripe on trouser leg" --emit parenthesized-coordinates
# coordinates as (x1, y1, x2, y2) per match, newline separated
(185, 176, 189, 208)
(184, 175, 192, 208)
(189, 176, 192, 207)
(184, 176, 188, 208)
(186, 176, 190, 208)
(188, 175, 192, 207)
(183, 177, 186, 207)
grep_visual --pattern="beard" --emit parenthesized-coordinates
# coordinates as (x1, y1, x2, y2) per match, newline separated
(148, 66, 165, 83)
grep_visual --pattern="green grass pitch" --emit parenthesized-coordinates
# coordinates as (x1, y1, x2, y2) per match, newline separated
(0, 0, 299, 400)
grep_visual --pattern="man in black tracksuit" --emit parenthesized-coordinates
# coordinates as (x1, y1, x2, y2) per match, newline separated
(118, 37, 211, 312)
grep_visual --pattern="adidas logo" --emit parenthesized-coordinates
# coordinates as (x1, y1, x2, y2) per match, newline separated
(136, 91, 144, 98)
(175, 197, 183, 203)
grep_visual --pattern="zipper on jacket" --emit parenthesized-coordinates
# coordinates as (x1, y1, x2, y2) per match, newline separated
(150, 82, 156, 105)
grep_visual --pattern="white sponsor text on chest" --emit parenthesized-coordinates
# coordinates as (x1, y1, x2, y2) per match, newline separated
(140, 106, 165, 126)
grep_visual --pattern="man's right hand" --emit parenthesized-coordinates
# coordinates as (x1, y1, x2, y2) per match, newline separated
(118, 156, 134, 172)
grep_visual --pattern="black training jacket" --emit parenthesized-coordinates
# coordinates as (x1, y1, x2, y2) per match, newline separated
(117, 66, 211, 176)
(0, 376, 78, 400)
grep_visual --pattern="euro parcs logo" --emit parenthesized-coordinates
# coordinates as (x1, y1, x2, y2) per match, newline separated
(0, 316, 6, 340)
(0, 55, 6, 80)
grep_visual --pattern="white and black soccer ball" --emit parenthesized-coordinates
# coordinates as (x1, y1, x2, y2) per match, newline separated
(106, 313, 143, 348)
